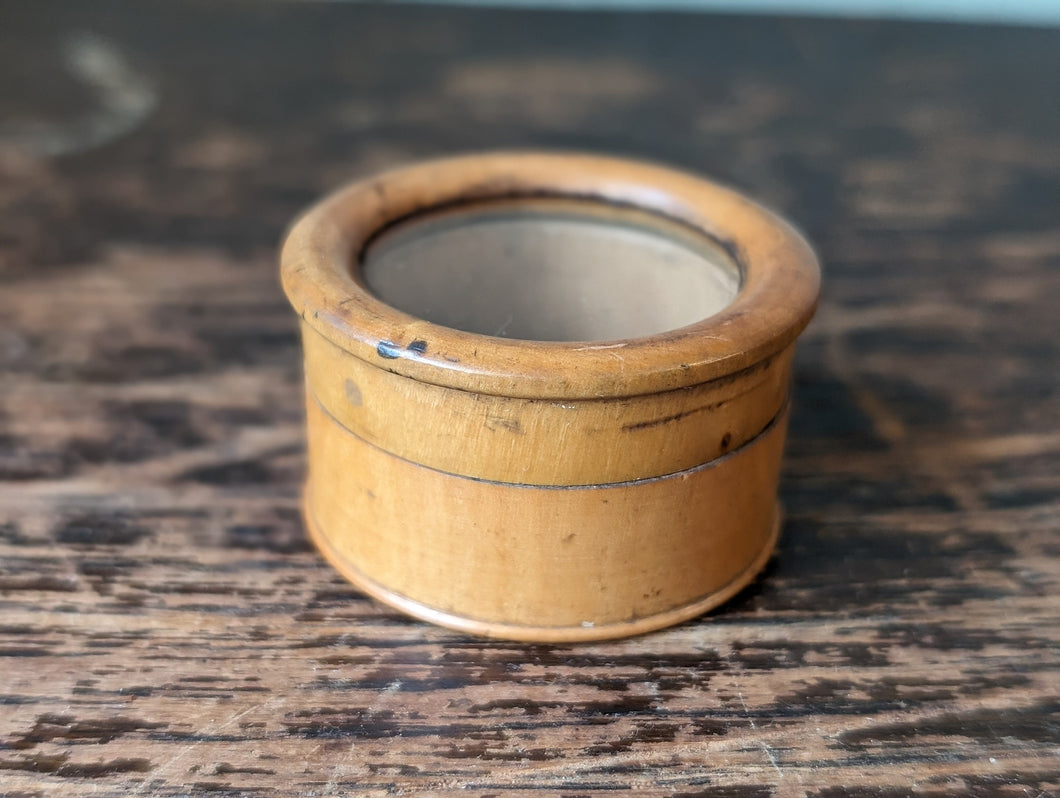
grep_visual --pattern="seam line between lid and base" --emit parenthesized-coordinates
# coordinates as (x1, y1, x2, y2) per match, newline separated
(306, 386, 789, 491)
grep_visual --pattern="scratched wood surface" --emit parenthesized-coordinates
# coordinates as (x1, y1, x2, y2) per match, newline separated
(1, 1, 1058, 795)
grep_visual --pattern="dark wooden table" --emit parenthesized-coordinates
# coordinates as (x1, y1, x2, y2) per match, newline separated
(1, 1, 1058, 795)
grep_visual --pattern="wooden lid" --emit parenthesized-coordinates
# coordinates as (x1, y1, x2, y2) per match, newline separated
(281, 151, 819, 400)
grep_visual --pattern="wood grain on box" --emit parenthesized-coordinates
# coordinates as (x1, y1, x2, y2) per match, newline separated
(0, 1, 1057, 795)
(282, 152, 818, 639)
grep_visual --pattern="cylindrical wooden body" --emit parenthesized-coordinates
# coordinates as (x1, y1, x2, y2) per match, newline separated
(281, 152, 819, 641)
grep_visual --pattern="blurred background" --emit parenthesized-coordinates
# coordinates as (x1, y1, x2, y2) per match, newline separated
(368, 0, 1060, 26)
(1, 1, 1058, 795)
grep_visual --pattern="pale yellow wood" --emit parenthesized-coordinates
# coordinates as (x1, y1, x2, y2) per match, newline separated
(303, 322, 794, 485)
(304, 394, 789, 640)
(281, 151, 819, 399)
(281, 152, 820, 640)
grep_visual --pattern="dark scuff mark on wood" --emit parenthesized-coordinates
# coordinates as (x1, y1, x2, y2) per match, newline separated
(622, 401, 726, 432)
(376, 340, 402, 359)
(344, 378, 363, 407)
(485, 417, 523, 434)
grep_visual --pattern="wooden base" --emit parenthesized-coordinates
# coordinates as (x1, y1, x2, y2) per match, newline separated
(304, 497, 781, 642)
(301, 393, 788, 642)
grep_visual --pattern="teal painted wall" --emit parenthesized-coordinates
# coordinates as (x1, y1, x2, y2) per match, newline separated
(389, 0, 1060, 26)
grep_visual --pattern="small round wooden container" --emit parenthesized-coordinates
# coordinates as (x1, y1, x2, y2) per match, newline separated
(281, 152, 819, 642)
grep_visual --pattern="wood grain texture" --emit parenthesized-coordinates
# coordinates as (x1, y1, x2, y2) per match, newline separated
(304, 394, 788, 639)
(284, 152, 817, 639)
(302, 321, 796, 484)
(1, 1, 1058, 795)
